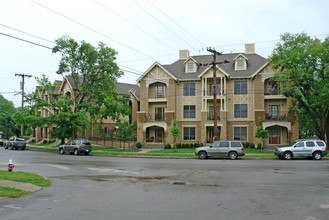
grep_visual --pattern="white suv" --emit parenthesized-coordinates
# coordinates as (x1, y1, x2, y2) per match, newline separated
(274, 139, 327, 160)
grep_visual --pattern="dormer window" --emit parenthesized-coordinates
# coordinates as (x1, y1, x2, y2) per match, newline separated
(233, 54, 248, 71)
(184, 57, 198, 73)
(187, 62, 194, 71)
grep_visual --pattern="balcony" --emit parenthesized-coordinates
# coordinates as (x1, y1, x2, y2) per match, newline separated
(265, 112, 287, 121)
(146, 113, 165, 122)
(207, 112, 220, 121)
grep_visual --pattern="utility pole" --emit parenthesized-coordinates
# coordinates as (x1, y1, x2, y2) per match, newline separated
(15, 73, 32, 137)
(200, 48, 229, 141)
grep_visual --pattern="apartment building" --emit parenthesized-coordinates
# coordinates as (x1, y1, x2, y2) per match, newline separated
(32, 75, 140, 141)
(136, 44, 299, 148)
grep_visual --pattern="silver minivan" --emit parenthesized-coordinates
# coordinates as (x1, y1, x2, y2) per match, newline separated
(195, 141, 245, 160)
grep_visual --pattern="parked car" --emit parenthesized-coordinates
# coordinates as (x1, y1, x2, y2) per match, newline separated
(4, 137, 26, 150)
(274, 139, 327, 160)
(195, 140, 245, 160)
(59, 139, 92, 155)
(0, 139, 4, 146)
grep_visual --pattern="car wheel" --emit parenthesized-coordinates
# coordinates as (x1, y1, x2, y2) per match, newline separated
(229, 151, 238, 160)
(313, 152, 322, 160)
(59, 148, 65, 154)
(198, 151, 208, 159)
(74, 148, 79, 155)
(283, 152, 292, 160)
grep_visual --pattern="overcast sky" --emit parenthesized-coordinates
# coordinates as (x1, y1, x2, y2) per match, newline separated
(1, 0, 328, 107)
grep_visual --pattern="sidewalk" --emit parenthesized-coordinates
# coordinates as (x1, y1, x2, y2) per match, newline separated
(0, 179, 41, 192)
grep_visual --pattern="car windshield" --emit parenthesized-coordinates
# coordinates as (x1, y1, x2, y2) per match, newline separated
(17, 138, 25, 141)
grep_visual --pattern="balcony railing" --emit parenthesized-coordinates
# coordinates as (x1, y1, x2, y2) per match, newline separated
(146, 113, 165, 122)
(207, 113, 220, 121)
(203, 90, 226, 96)
(265, 112, 287, 121)
(265, 88, 280, 95)
(148, 93, 167, 99)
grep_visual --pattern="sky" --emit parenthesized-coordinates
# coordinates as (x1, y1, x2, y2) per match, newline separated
(1, 0, 328, 107)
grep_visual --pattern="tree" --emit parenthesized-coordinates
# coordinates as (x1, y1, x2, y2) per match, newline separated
(269, 33, 329, 145)
(0, 95, 19, 137)
(52, 36, 131, 127)
(115, 121, 137, 141)
(169, 118, 181, 150)
(255, 117, 269, 150)
(14, 36, 131, 142)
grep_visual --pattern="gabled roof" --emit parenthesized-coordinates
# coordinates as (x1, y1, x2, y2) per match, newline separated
(161, 53, 268, 80)
(116, 82, 140, 99)
(137, 62, 178, 83)
(233, 53, 248, 62)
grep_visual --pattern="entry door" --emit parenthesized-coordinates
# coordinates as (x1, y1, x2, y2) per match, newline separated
(207, 127, 213, 143)
(269, 129, 280, 144)
(155, 128, 164, 142)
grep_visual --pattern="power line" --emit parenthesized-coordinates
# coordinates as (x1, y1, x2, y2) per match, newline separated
(145, 0, 207, 48)
(93, 0, 177, 52)
(30, 0, 158, 61)
(0, 23, 55, 44)
(0, 32, 53, 49)
(130, 0, 199, 51)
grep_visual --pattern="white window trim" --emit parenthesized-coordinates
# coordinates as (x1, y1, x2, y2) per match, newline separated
(182, 125, 197, 141)
(233, 125, 248, 141)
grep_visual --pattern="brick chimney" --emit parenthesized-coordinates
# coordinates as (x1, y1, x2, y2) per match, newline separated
(179, 50, 190, 60)
(245, 43, 255, 54)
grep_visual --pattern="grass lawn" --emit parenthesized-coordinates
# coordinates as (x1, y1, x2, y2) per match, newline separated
(0, 186, 31, 198)
(0, 170, 51, 187)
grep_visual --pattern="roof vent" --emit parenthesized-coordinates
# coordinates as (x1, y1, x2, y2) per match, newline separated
(179, 50, 190, 60)
(245, 43, 255, 54)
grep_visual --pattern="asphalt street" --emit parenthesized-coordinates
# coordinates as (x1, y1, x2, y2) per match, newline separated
(0, 148, 329, 220)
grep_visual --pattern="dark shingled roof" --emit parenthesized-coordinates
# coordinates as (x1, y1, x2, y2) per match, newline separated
(162, 53, 267, 80)
(65, 75, 139, 98)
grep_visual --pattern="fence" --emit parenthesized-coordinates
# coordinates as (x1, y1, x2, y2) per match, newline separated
(89, 136, 137, 149)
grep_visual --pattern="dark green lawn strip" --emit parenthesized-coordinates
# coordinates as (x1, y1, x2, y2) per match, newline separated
(0, 186, 31, 198)
(0, 171, 51, 187)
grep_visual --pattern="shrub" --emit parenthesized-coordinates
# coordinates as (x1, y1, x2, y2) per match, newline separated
(257, 143, 262, 149)
(42, 140, 48, 144)
(30, 139, 36, 143)
(136, 142, 142, 149)
(164, 143, 171, 149)
(175, 143, 182, 149)
(200, 143, 204, 147)
(249, 143, 255, 148)
(49, 139, 56, 144)
(190, 143, 194, 148)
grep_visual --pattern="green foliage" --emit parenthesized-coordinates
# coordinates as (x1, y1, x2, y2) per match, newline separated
(115, 121, 137, 141)
(170, 117, 181, 148)
(42, 140, 48, 144)
(0, 170, 51, 187)
(164, 143, 171, 149)
(52, 36, 131, 125)
(269, 33, 329, 144)
(0, 95, 19, 137)
(0, 186, 31, 198)
(257, 143, 262, 149)
(136, 142, 142, 149)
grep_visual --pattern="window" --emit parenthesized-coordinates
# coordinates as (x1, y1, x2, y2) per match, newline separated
(234, 104, 247, 118)
(187, 62, 194, 70)
(184, 105, 196, 118)
(183, 127, 196, 140)
(237, 60, 244, 67)
(316, 141, 325, 147)
(219, 141, 229, 147)
(208, 84, 221, 95)
(306, 141, 315, 147)
(234, 127, 247, 141)
(231, 141, 243, 148)
(234, 81, 247, 94)
(295, 142, 305, 147)
(183, 83, 195, 96)
(155, 85, 166, 98)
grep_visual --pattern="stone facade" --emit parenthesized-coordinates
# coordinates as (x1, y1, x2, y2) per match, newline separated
(137, 45, 299, 148)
